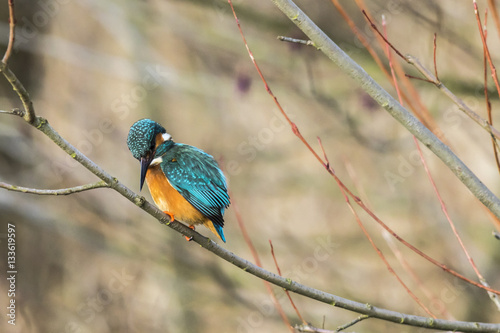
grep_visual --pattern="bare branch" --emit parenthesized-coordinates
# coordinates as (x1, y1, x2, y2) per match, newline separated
(0, 1, 35, 124)
(361, 10, 406, 60)
(0, 181, 110, 195)
(474, 1, 500, 102)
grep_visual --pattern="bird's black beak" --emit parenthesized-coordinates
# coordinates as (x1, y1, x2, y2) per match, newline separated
(140, 154, 154, 191)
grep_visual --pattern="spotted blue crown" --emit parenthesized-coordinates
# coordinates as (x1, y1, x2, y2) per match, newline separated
(127, 118, 166, 161)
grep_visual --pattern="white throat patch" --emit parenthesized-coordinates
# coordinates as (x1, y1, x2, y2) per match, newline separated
(150, 156, 163, 166)
(162, 132, 172, 142)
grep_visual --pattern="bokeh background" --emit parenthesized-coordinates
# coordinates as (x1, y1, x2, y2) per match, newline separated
(1, 0, 500, 332)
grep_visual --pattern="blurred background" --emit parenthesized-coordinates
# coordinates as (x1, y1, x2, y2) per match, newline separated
(0, 0, 500, 332)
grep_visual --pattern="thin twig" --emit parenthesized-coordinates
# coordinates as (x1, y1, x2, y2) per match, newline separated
(0, 180, 110, 195)
(0, 108, 24, 116)
(404, 74, 436, 84)
(433, 33, 439, 81)
(277, 36, 316, 47)
(2, 0, 15, 64)
(269, 240, 307, 325)
(295, 315, 371, 333)
(474, 1, 500, 102)
(361, 10, 405, 60)
(295, 324, 335, 333)
(382, 15, 403, 106)
(414, 136, 500, 310)
(0, 0, 35, 124)
(482, 9, 500, 175)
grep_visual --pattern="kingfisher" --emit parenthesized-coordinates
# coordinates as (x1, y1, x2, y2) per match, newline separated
(126, 119, 230, 242)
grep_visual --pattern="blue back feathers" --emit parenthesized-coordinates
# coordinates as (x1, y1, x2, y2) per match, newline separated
(159, 143, 230, 229)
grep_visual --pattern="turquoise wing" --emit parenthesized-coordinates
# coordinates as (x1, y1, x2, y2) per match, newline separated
(160, 144, 230, 229)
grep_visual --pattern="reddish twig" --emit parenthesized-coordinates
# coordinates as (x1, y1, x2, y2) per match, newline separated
(228, 0, 326, 166)
(269, 240, 307, 325)
(342, 156, 372, 210)
(487, 0, 500, 38)
(474, 1, 500, 101)
(414, 136, 500, 309)
(2, 0, 15, 64)
(230, 0, 500, 296)
(361, 10, 405, 60)
(382, 15, 403, 105)
(413, 137, 479, 281)
(482, 9, 500, 174)
(354, 4, 443, 139)
(433, 33, 439, 81)
(404, 74, 437, 84)
(229, 188, 293, 331)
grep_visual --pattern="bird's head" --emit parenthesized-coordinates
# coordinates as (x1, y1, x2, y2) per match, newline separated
(127, 119, 172, 190)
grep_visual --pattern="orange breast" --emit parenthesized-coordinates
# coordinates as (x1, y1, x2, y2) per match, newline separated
(145, 165, 208, 226)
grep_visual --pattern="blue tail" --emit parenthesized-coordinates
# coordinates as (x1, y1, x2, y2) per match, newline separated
(214, 224, 226, 243)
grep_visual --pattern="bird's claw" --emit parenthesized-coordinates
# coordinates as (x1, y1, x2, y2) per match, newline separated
(184, 225, 196, 242)
(163, 211, 175, 222)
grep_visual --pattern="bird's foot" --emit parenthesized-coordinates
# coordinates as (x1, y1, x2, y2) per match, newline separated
(185, 225, 195, 242)
(163, 211, 175, 222)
